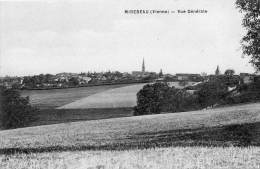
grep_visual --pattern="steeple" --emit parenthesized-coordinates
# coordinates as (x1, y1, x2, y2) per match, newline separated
(215, 65, 220, 75)
(142, 58, 145, 73)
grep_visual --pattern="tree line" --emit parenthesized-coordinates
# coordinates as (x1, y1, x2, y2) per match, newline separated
(134, 75, 260, 116)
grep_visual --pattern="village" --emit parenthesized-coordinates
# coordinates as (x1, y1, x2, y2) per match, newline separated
(0, 59, 259, 90)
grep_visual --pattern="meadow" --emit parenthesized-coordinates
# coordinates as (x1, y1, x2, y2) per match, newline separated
(19, 84, 147, 126)
(58, 84, 147, 109)
(29, 108, 133, 127)
(20, 84, 132, 109)
(0, 103, 259, 152)
(1, 147, 259, 169)
(0, 103, 259, 168)
(6, 86, 260, 169)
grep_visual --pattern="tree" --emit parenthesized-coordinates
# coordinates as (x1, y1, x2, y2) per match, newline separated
(236, 0, 260, 71)
(68, 77, 79, 86)
(196, 80, 228, 108)
(133, 83, 199, 116)
(224, 69, 235, 76)
(0, 87, 38, 129)
(134, 83, 170, 115)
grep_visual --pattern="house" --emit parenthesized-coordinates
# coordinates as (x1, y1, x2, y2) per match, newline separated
(132, 71, 144, 77)
(240, 73, 254, 84)
(176, 73, 201, 81)
(78, 76, 91, 84)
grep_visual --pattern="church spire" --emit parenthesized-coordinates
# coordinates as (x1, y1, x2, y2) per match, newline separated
(142, 58, 145, 73)
(215, 65, 220, 75)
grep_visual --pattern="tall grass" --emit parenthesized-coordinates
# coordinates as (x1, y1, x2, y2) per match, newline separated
(0, 147, 259, 169)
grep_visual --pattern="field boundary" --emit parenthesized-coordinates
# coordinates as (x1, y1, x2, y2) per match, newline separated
(20, 81, 150, 91)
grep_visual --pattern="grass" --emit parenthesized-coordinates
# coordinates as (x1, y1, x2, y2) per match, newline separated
(0, 102, 259, 152)
(0, 147, 259, 169)
(0, 103, 259, 168)
(58, 84, 147, 109)
(20, 84, 132, 109)
(29, 108, 133, 127)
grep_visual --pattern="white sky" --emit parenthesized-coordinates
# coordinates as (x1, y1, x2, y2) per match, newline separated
(0, 0, 255, 76)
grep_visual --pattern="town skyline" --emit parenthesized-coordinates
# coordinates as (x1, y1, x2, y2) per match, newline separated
(0, 0, 256, 76)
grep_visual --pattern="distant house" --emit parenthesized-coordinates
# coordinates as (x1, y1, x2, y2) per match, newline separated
(155, 78, 164, 82)
(132, 71, 144, 77)
(2, 82, 12, 89)
(240, 73, 254, 84)
(176, 73, 201, 81)
(79, 76, 91, 84)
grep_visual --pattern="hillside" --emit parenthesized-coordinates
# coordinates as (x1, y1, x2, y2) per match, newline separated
(20, 84, 132, 109)
(58, 84, 147, 109)
(0, 102, 259, 153)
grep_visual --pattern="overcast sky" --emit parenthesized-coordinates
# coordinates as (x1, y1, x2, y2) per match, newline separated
(0, 0, 255, 76)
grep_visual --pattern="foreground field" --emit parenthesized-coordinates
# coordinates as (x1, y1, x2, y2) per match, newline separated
(0, 103, 259, 169)
(0, 102, 259, 152)
(1, 147, 259, 169)
(20, 84, 132, 109)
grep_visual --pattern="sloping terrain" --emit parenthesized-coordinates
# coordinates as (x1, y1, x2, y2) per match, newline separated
(20, 84, 131, 109)
(0, 102, 259, 153)
(1, 147, 259, 169)
(58, 84, 147, 109)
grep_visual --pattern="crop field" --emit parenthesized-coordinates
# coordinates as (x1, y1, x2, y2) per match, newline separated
(58, 84, 147, 109)
(20, 84, 132, 109)
(29, 108, 133, 127)
(0, 102, 259, 151)
(0, 102, 260, 168)
(1, 147, 259, 169)
(20, 82, 190, 110)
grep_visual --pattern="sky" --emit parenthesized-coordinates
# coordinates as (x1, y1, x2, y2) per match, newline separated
(0, 0, 255, 76)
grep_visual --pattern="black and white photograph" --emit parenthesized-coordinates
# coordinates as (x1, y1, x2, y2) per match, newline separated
(0, 0, 260, 168)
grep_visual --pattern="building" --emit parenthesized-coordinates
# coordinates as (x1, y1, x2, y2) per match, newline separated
(240, 73, 254, 84)
(176, 73, 202, 81)
(215, 65, 220, 75)
(132, 58, 148, 77)
(142, 58, 145, 73)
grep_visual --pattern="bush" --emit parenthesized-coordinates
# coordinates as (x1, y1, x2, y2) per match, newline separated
(0, 87, 38, 129)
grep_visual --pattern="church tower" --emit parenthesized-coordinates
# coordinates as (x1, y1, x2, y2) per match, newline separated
(215, 65, 220, 75)
(142, 58, 145, 73)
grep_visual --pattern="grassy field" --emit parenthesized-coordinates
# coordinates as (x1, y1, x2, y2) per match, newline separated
(58, 84, 147, 109)
(29, 108, 133, 127)
(0, 102, 259, 152)
(0, 103, 259, 168)
(20, 84, 132, 109)
(1, 147, 259, 169)
(21, 82, 190, 109)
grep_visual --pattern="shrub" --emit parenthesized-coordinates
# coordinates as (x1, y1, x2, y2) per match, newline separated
(0, 87, 38, 129)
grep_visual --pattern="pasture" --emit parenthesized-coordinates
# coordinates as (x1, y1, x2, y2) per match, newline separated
(29, 108, 133, 127)
(58, 84, 147, 109)
(20, 84, 132, 109)
(21, 82, 191, 110)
